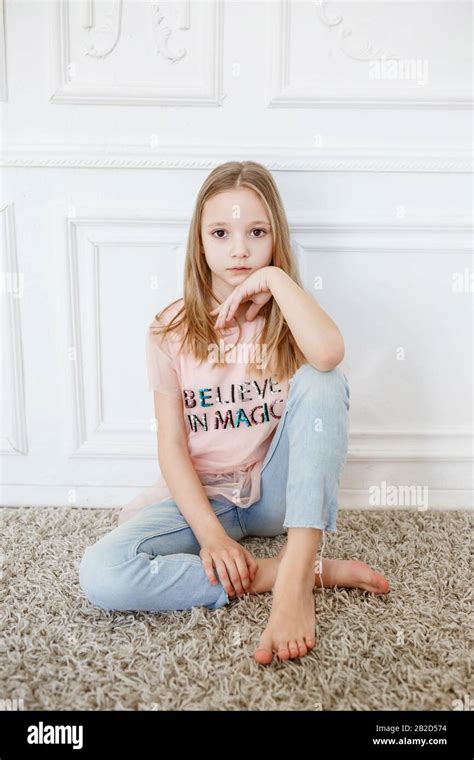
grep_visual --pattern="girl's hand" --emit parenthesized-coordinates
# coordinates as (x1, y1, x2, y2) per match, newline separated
(199, 534, 259, 598)
(210, 266, 277, 328)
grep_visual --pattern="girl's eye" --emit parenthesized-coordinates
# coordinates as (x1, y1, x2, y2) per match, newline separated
(211, 228, 267, 239)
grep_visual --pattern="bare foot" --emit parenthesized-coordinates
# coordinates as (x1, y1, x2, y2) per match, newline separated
(250, 546, 390, 665)
(248, 547, 390, 596)
(254, 554, 316, 665)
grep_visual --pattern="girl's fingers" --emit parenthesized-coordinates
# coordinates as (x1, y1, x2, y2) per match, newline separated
(226, 300, 237, 320)
(233, 554, 251, 593)
(203, 551, 255, 593)
(245, 302, 261, 321)
(201, 552, 218, 585)
(245, 551, 258, 581)
(214, 558, 235, 597)
(221, 303, 233, 323)
(223, 557, 244, 596)
(214, 305, 227, 327)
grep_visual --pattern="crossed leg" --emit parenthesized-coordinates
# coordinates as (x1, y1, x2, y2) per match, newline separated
(251, 530, 390, 666)
(249, 541, 390, 597)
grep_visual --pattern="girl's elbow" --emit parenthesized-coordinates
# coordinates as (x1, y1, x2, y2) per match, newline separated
(311, 345, 345, 372)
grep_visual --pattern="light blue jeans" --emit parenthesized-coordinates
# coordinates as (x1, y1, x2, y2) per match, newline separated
(79, 363, 350, 612)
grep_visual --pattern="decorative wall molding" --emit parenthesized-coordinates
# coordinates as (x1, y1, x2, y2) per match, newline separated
(0, 484, 470, 510)
(289, 221, 473, 290)
(314, 0, 401, 63)
(0, 0, 7, 101)
(80, 0, 191, 62)
(0, 204, 28, 457)
(51, 0, 223, 105)
(150, 0, 190, 64)
(288, 221, 473, 236)
(83, 0, 123, 59)
(65, 213, 472, 462)
(2, 2, 471, 510)
(1, 141, 472, 173)
(345, 429, 473, 463)
(267, 0, 473, 109)
(66, 216, 186, 457)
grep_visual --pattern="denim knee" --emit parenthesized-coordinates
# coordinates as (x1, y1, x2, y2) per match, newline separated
(79, 545, 103, 607)
(289, 362, 350, 409)
(78, 544, 122, 611)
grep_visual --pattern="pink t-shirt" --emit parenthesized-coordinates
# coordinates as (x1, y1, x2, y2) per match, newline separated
(118, 297, 290, 525)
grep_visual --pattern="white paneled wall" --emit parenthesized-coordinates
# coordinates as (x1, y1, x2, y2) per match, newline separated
(1, 0, 472, 510)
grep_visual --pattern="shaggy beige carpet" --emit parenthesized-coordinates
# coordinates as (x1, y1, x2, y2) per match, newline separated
(1, 506, 471, 711)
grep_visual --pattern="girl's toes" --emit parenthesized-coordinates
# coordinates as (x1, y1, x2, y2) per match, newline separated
(288, 640, 299, 658)
(254, 632, 274, 664)
(297, 639, 308, 657)
(254, 647, 273, 665)
(305, 634, 316, 650)
(355, 562, 387, 594)
(366, 567, 390, 593)
(278, 643, 290, 660)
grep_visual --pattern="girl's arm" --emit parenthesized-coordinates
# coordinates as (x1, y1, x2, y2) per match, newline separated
(154, 391, 258, 595)
(211, 266, 345, 372)
(269, 268, 345, 372)
(154, 392, 228, 546)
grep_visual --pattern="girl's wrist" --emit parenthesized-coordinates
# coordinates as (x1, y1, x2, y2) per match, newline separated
(267, 265, 286, 292)
(196, 518, 228, 547)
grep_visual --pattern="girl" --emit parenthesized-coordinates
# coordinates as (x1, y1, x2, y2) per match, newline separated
(79, 161, 389, 666)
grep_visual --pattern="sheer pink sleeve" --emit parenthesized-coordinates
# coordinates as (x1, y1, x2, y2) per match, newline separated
(145, 320, 181, 398)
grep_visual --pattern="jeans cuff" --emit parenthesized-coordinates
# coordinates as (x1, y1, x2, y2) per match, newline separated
(208, 586, 230, 609)
(283, 521, 337, 533)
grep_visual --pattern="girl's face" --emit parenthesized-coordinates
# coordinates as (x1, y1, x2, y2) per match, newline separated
(201, 187, 273, 309)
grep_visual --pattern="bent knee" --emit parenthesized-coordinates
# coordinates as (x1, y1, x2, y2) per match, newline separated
(78, 546, 106, 608)
(79, 545, 123, 611)
(291, 363, 348, 402)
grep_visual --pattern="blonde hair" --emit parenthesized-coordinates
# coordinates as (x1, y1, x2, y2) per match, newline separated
(154, 160, 306, 381)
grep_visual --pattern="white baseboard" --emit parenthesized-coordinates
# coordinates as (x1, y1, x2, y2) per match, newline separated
(1, 485, 472, 511)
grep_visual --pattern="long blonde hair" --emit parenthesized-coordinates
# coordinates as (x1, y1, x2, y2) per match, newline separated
(154, 160, 306, 381)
